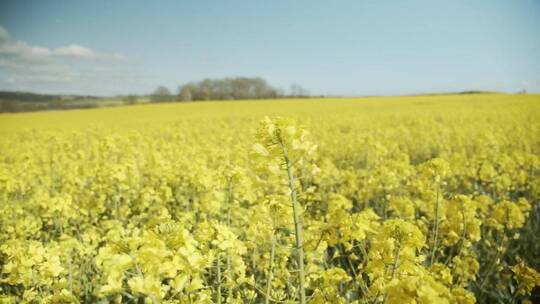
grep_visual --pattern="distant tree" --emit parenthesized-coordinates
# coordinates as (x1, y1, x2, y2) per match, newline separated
(151, 86, 172, 102)
(178, 85, 193, 101)
(289, 84, 309, 97)
(0, 100, 18, 112)
(123, 95, 138, 105)
(198, 79, 213, 100)
(176, 77, 280, 101)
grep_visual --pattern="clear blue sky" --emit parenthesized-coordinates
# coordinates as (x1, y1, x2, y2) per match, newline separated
(0, 0, 539, 96)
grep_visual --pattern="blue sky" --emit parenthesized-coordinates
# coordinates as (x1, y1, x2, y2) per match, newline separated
(0, 0, 539, 96)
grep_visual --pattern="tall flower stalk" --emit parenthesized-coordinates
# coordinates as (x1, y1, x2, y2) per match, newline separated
(252, 117, 318, 304)
(276, 128, 306, 304)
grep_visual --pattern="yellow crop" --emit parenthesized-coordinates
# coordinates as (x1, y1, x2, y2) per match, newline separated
(0, 94, 539, 303)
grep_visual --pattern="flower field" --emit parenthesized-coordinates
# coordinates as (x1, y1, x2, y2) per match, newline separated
(1, 94, 539, 303)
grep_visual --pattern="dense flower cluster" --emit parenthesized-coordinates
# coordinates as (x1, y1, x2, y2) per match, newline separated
(0, 94, 539, 303)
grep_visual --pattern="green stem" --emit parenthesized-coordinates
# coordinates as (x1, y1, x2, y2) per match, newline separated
(217, 254, 222, 304)
(383, 242, 401, 303)
(226, 179, 233, 300)
(278, 135, 306, 304)
(430, 183, 440, 266)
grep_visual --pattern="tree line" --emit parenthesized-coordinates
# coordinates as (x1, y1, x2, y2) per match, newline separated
(0, 92, 101, 113)
(0, 77, 310, 112)
(151, 77, 308, 102)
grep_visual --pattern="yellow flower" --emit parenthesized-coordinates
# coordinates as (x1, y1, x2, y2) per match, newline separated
(510, 262, 540, 296)
(488, 200, 528, 231)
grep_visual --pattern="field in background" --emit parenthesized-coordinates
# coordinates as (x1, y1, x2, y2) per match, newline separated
(1, 94, 539, 303)
(2, 94, 538, 131)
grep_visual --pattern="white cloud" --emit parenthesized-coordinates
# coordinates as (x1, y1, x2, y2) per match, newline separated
(0, 26, 127, 63)
(50, 44, 128, 61)
(53, 44, 96, 58)
(0, 25, 143, 95)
